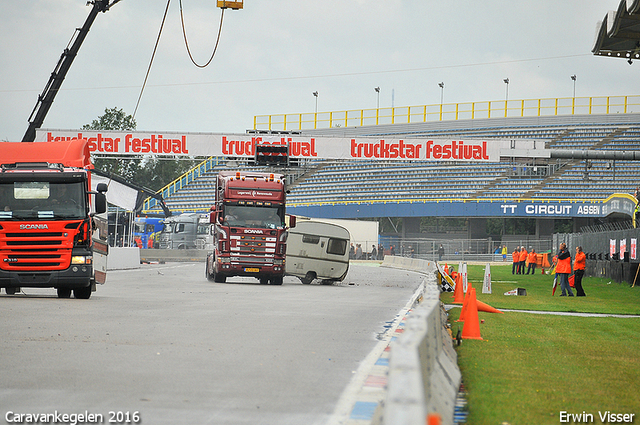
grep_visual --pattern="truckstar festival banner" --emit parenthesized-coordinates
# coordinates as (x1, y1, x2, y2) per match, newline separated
(36, 129, 519, 162)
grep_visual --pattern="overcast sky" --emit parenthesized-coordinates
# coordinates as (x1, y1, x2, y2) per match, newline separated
(0, 0, 635, 142)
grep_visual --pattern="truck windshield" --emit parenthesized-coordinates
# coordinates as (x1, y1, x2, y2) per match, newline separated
(0, 181, 85, 220)
(223, 205, 284, 229)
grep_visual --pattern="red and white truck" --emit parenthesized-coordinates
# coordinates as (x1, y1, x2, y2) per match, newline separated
(0, 139, 108, 298)
(205, 171, 295, 285)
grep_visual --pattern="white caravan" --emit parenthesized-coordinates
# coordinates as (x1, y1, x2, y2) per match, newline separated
(286, 220, 350, 284)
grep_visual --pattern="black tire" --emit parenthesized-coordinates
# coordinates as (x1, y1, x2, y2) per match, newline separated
(259, 278, 269, 285)
(5, 287, 18, 295)
(214, 273, 226, 283)
(73, 286, 92, 299)
(57, 288, 72, 298)
(270, 276, 283, 285)
(300, 272, 316, 285)
(205, 256, 215, 282)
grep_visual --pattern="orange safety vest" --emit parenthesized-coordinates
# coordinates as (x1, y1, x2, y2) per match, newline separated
(574, 252, 586, 271)
(556, 251, 571, 274)
(519, 249, 528, 262)
(512, 251, 519, 262)
(528, 252, 537, 264)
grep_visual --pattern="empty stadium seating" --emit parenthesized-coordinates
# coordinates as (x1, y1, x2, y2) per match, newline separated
(142, 113, 640, 215)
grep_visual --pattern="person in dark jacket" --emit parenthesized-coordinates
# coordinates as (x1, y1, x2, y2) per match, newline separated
(556, 243, 573, 296)
(573, 246, 587, 296)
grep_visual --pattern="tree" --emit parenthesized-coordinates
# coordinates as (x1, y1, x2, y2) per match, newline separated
(84, 107, 141, 180)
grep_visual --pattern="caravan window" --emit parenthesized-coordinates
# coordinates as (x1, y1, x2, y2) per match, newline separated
(302, 234, 320, 244)
(326, 238, 348, 255)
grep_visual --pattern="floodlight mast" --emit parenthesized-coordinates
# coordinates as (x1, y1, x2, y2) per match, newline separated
(22, 0, 120, 143)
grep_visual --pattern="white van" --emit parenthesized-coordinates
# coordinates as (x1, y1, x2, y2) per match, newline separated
(286, 220, 350, 284)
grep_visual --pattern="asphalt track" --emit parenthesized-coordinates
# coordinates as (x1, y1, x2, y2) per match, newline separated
(0, 262, 425, 425)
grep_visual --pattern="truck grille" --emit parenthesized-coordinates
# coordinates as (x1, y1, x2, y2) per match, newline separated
(0, 231, 71, 270)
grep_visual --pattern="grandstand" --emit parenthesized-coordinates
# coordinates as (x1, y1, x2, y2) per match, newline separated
(142, 103, 640, 242)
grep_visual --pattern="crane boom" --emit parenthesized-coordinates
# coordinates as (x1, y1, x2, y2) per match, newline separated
(22, 0, 116, 143)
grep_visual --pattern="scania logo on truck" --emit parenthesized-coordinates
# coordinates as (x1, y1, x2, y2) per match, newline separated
(20, 224, 49, 230)
(244, 229, 264, 234)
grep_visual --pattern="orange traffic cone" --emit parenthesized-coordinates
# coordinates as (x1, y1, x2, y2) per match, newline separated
(427, 413, 442, 425)
(456, 288, 470, 322)
(452, 273, 464, 304)
(476, 299, 504, 314)
(456, 280, 473, 322)
(461, 288, 483, 340)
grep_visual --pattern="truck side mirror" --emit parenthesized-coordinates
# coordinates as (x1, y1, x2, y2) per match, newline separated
(289, 215, 296, 228)
(96, 183, 108, 193)
(94, 192, 107, 214)
(210, 211, 217, 224)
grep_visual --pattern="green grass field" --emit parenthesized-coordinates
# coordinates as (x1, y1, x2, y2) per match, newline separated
(441, 264, 640, 425)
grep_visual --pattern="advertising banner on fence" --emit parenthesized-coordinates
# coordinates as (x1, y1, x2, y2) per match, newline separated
(36, 129, 515, 162)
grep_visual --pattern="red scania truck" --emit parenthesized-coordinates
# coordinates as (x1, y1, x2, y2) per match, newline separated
(0, 139, 108, 299)
(205, 171, 295, 285)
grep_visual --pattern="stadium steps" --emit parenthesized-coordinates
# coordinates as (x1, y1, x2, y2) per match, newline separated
(520, 126, 629, 199)
(287, 159, 330, 189)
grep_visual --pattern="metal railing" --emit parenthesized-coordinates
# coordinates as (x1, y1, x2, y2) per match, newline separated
(254, 95, 640, 132)
(142, 157, 220, 213)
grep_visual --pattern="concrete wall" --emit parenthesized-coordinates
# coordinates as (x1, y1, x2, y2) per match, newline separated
(381, 256, 461, 425)
(107, 247, 141, 270)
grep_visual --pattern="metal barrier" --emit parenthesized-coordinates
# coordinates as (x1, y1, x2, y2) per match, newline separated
(381, 256, 461, 425)
(254, 95, 640, 131)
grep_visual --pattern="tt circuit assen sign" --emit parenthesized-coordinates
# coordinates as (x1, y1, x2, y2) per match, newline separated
(35, 130, 530, 162)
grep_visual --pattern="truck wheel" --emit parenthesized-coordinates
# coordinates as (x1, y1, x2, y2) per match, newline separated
(5, 287, 18, 295)
(214, 273, 226, 283)
(205, 258, 215, 282)
(73, 286, 92, 299)
(300, 272, 316, 285)
(57, 288, 72, 298)
(270, 276, 283, 285)
(259, 278, 269, 285)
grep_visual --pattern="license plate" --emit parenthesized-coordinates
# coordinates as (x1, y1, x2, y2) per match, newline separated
(244, 268, 260, 273)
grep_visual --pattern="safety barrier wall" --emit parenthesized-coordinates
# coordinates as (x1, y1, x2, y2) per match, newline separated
(138, 249, 208, 263)
(381, 256, 461, 425)
(107, 247, 141, 270)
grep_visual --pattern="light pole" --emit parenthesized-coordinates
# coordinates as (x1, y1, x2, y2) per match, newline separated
(503, 78, 509, 102)
(313, 91, 318, 129)
(503, 78, 509, 117)
(375, 87, 380, 109)
(438, 82, 444, 105)
(571, 75, 577, 98)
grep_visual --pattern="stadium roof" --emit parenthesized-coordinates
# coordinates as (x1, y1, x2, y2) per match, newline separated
(592, 0, 640, 62)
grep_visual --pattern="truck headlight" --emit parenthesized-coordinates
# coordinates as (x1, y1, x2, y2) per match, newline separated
(71, 256, 92, 265)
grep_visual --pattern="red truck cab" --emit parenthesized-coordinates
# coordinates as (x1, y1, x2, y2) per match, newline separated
(205, 171, 295, 285)
(0, 140, 108, 298)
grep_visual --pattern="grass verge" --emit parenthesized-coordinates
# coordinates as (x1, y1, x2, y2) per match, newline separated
(442, 264, 640, 425)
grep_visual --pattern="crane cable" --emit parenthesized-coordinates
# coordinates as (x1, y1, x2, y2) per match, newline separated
(179, 0, 225, 68)
(133, 0, 172, 120)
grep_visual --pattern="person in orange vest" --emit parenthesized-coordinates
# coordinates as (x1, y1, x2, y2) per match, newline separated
(556, 242, 573, 296)
(512, 247, 520, 274)
(518, 246, 528, 274)
(526, 249, 538, 275)
(573, 246, 586, 296)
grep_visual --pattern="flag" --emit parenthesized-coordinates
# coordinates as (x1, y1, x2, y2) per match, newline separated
(552, 273, 558, 295)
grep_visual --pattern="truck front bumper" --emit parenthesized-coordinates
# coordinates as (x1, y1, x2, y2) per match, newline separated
(0, 264, 93, 289)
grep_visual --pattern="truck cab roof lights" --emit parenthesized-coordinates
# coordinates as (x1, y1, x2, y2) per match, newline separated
(269, 174, 274, 181)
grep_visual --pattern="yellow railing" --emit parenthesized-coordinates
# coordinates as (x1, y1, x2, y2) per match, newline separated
(141, 156, 220, 213)
(253, 95, 640, 132)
